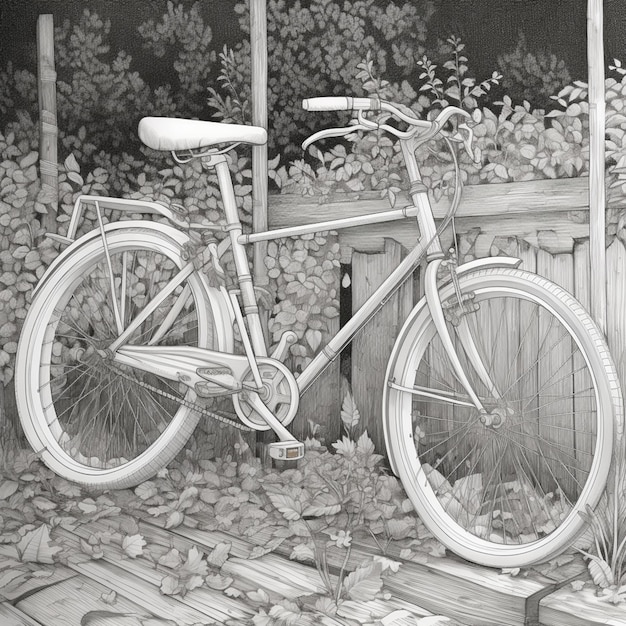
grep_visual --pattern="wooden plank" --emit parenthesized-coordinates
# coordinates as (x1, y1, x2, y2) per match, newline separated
(16, 573, 172, 626)
(587, 0, 607, 333)
(573, 240, 596, 487)
(37, 14, 58, 234)
(173, 511, 555, 626)
(351, 239, 413, 452)
(537, 250, 577, 499)
(270, 178, 594, 226)
(52, 525, 253, 623)
(539, 580, 626, 626)
(0, 544, 76, 603)
(271, 202, 590, 256)
(0, 602, 43, 626)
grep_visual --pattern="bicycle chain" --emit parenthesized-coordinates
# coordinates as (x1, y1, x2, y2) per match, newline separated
(102, 361, 253, 432)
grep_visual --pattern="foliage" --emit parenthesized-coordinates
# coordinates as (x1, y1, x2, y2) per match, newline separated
(577, 459, 626, 605)
(265, 231, 340, 373)
(0, 406, 467, 622)
(417, 36, 501, 111)
(219, 0, 435, 155)
(138, 0, 217, 115)
(497, 32, 572, 110)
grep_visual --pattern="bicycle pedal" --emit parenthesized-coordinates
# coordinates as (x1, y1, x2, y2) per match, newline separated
(268, 441, 305, 461)
(194, 381, 240, 398)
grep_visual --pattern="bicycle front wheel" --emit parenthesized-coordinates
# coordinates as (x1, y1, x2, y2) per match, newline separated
(16, 225, 227, 489)
(384, 267, 621, 567)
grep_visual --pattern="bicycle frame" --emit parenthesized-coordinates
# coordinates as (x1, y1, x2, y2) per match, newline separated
(207, 141, 520, 404)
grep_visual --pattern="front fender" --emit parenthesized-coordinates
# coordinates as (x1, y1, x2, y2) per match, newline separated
(453, 256, 522, 280)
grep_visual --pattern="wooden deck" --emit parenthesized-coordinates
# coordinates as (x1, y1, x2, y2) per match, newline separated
(0, 510, 621, 626)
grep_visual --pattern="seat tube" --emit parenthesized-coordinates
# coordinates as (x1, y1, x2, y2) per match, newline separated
(213, 157, 267, 356)
(401, 139, 444, 261)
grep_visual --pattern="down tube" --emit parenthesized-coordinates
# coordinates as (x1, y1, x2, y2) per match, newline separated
(296, 238, 426, 394)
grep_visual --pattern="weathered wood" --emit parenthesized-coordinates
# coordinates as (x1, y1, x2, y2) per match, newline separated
(573, 240, 595, 483)
(270, 178, 594, 226)
(539, 579, 626, 626)
(16, 573, 172, 626)
(537, 250, 576, 495)
(37, 14, 58, 234)
(53, 524, 253, 623)
(351, 239, 413, 452)
(587, 0, 607, 333)
(606, 239, 626, 388)
(0, 601, 49, 626)
(251, 0, 268, 290)
(270, 180, 597, 254)
(0, 544, 76, 603)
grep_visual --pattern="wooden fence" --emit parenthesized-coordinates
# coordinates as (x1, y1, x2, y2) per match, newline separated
(270, 176, 626, 457)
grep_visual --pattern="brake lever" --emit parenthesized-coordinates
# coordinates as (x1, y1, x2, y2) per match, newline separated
(302, 124, 369, 150)
(455, 123, 479, 163)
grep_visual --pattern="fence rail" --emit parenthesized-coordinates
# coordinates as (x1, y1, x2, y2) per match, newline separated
(268, 176, 626, 456)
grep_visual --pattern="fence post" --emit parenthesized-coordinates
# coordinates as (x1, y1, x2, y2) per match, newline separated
(37, 14, 58, 235)
(351, 239, 413, 452)
(587, 0, 606, 334)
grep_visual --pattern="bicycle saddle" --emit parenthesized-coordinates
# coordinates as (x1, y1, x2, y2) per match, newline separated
(138, 117, 267, 151)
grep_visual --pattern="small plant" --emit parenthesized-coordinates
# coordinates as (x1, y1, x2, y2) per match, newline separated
(577, 458, 626, 604)
(417, 36, 501, 111)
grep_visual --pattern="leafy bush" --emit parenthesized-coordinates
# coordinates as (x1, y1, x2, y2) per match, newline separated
(497, 32, 572, 110)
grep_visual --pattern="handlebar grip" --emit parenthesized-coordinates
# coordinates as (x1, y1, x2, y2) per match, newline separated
(302, 97, 380, 112)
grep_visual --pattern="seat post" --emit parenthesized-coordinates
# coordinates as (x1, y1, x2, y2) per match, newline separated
(210, 155, 267, 357)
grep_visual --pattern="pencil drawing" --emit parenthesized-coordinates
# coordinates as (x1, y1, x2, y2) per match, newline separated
(0, 2, 625, 624)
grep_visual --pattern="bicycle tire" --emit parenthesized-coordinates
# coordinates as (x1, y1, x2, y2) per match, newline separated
(384, 267, 622, 567)
(16, 224, 229, 489)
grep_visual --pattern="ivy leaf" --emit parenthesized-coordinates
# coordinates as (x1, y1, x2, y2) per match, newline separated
(16, 524, 61, 564)
(122, 534, 146, 559)
(64, 153, 80, 174)
(164, 510, 184, 529)
(343, 562, 384, 601)
(266, 492, 303, 521)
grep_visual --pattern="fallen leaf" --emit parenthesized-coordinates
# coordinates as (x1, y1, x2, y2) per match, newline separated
(157, 548, 183, 569)
(0, 480, 19, 500)
(16, 524, 62, 564)
(164, 510, 184, 529)
(247, 588, 271, 604)
(205, 573, 233, 590)
(206, 542, 231, 568)
(122, 534, 145, 559)
(159, 575, 181, 596)
(101, 589, 117, 604)
(135, 481, 158, 501)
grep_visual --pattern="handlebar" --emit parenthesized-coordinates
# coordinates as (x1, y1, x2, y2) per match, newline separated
(301, 96, 476, 161)
(302, 96, 381, 112)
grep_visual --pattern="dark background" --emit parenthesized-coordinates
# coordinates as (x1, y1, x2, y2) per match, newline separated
(1, 0, 626, 88)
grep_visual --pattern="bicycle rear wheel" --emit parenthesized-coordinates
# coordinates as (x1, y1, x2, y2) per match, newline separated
(16, 225, 227, 489)
(384, 267, 621, 567)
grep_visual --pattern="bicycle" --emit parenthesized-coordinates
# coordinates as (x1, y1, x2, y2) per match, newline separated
(15, 96, 623, 568)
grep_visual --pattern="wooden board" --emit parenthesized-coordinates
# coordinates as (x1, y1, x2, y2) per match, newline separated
(53, 524, 254, 623)
(270, 179, 597, 254)
(0, 544, 76, 603)
(539, 581, 626, 626)
(0, 602, 44, 626)
(16, 573, 171, 626)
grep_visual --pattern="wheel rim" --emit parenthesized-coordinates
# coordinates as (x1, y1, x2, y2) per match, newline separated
(386, 271, 614, 564)
(27, 237, 212, 473)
